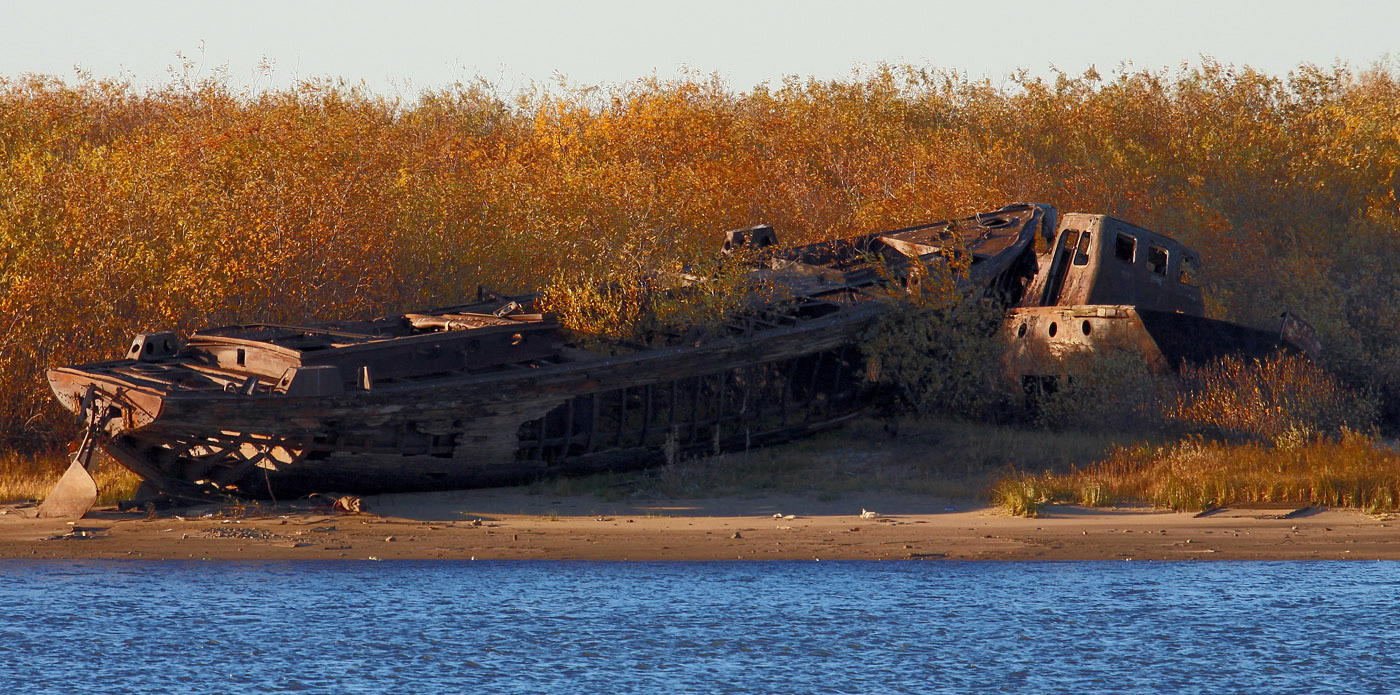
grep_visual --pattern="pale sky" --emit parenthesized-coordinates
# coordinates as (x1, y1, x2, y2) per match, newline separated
(2, 1, 1396, 96)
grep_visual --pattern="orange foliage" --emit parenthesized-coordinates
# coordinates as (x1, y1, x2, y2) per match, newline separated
(4, 61, 1400, 446)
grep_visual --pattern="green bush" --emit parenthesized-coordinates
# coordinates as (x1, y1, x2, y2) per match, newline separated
(1031, 347, 1179, 434)
(860, 284, 1009, 419)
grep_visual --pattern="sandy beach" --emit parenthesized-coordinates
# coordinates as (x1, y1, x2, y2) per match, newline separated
(1, 488, 1397, 562)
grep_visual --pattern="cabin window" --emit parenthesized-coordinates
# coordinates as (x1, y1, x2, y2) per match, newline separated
(1073, 231, 1092, 266)
(1114, 233, 1136, 263)
(1060, 230, 1081, 259)
(1147, 245, 1168, 275)
(1043, 230, 1081, 306)
(1179, 256, 1197, 285)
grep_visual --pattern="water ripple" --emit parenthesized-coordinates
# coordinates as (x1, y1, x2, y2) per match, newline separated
(2, 560, 1398, 693)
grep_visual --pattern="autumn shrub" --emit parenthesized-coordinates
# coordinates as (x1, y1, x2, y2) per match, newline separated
(1165, 354, 1379, 442)
(535, 268, 657, 345)
(861, 298, 1008, 419)
(5, 59, 1400, 452)
(536, 246, 777, 347)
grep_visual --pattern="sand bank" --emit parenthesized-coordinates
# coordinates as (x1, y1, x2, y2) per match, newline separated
(1, 489, 1396, 561)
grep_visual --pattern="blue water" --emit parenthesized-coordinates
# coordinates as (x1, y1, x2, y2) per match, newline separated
(2, 561, 1396, 694)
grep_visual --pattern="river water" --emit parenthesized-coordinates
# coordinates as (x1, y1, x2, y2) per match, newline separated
(2, 560, 1396, 693)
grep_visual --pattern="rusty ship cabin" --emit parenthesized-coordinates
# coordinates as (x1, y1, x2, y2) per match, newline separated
(1005, 213, 1312, 392)
(1027, 213, 1203, 313)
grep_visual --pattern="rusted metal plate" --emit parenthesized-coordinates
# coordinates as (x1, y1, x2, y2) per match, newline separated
(36, 460, 98, 519)
(1003, 304, 1308, 384)
(1002, 305, 1167, 380)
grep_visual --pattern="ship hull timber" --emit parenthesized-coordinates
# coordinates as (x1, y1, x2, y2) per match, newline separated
(79, 309, 875, 498)
(47, 203, 1056, 501)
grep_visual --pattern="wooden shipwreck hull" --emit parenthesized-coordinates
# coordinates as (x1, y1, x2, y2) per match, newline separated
(53, 307, 876, 498)
(48, 204, 1052, 500)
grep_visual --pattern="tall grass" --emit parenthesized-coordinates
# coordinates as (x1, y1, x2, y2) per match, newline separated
(994, 432, 1400, 517)
(1167, 354, 1379, 441)
(0, 451, 142, 506)
(994, 354, 1390, 516)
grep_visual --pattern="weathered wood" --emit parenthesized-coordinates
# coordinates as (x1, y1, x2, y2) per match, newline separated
(46, 204, 1058, 499)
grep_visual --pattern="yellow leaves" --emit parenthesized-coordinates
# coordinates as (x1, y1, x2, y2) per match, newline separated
(4, 62, 1400, 444)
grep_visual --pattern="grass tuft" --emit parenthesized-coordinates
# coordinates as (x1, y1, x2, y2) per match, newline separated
(995, 430, 1400, 515)
(991, 475, 1046, 518)
(0, 450, 142, 506)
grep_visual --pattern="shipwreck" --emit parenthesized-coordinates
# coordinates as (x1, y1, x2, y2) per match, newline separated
(1004, 211, 1318, 395)
(40, 203, 1315, 516)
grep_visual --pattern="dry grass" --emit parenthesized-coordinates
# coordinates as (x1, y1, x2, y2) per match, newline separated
(994, 353, 1390, 518)
(1167, 354, 1379, 441)
(993, 431, 1400, 517)
(11, 418, 1394, 520)
(0, 450, 143, 506)
(530, 417, 1122, 502)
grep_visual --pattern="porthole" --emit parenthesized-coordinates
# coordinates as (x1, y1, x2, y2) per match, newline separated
(1048, 322, 1058, 337)
(1016, 323, 1027, 338)
(1081, 320, 1092, 336)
